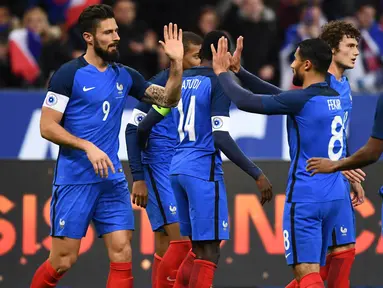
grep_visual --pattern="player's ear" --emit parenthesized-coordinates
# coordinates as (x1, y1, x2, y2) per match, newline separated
(304, 60, 312, 71)
(332, 48, 337, 55)
(83, 32, 93, 45)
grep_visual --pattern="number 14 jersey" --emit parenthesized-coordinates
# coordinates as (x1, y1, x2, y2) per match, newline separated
(170, 67, 231, 181)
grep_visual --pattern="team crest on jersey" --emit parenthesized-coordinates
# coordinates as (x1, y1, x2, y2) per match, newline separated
(134, 113, 145, 124)
(222, 220, 228, 231)
(116, 82, 124, 94)
(45, 93, 58, 106)
(169, 205, 177, 215)
(212, 117, 223, 129)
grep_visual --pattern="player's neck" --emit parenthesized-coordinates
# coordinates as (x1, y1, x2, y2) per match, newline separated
(200, 60, 212, 67)
(83, 49, 108, 71)
(328, 62, 345, 81)
(302, 74, 326, 89)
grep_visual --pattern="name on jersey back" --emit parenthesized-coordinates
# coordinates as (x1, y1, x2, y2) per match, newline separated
(327, 99, 342, 111)
(182, 79, 201, 90)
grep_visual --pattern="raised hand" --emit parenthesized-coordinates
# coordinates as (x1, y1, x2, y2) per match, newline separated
(159, 23, 183, 62)
(211, 36, 231, 75)
(230, 36, 243, 73)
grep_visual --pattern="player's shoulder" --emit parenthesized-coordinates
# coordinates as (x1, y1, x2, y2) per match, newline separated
(183, 66, 216, 79)
(48, 57, 88, 95)
(51, 57, 87, 84)
(305, 82, 339, 97)
(149, 68, 170, 86)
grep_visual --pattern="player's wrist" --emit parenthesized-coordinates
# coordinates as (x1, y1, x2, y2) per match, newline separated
(78, 139, 93, 152)
(231, 65, 241, 74)
(333, 160, 342, 172)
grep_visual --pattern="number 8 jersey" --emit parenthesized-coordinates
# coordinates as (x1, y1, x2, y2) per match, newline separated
(170, 67, 231, 181)
(43, 56, 151, 185)
(281, 83, 346, 202)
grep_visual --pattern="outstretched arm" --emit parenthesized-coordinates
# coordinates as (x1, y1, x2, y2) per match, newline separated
(211, 37, 304, 115)
(218, 72, 305, 115)
(236, 66, 283, 95)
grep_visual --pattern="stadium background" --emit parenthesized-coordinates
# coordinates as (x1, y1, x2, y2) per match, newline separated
(1, 0, 383, 287)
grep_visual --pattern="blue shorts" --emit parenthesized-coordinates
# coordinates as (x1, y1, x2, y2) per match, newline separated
(283, 200, 343, 266)
(144, 163, 179, 231)
(330, 182, 356, 247)
(50, 178, 134, 239)
(170, 174, 229, 241)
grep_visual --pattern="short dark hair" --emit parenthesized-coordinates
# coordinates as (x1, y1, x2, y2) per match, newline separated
(182, 32, 203, 52)
(297, 38, 332, 74)
(200, 30, 231, 61)
(320, 20, 361, 51)
(78, 4, 115, 34)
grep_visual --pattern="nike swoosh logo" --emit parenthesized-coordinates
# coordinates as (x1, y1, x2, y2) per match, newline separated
(83, 86, 95, 92)
(167, 276, 176, 282)
(285, 253, 291, 259)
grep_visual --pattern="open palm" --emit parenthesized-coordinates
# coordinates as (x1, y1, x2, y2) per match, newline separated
(159, 23, 184, 61)
(230, 36, 243, 73)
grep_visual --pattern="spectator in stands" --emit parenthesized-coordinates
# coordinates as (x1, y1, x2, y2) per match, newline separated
(8, 7, 70, 87)
(279, 4, 327, 89)
(195, 6, 220, 37)
(113, 0, 158, 79)
(222, 0, 279, 84)
(0, 5, 12, 38)
(347, 3, 383, 92)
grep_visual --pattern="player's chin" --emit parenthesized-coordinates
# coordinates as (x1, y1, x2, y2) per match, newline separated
(107, 51, 120, 62)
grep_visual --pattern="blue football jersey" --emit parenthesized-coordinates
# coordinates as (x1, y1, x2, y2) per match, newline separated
(260, 83, 346, 202)
(43, 56, 151, 184)
(138, 69, 177, 164)
(170, 67, 231, 181)
(372, 94, 383, 140)
(326, 73, 352, 158)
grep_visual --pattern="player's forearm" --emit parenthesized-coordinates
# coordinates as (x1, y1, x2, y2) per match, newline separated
(218, 72, 271, 114)
(125, 124, 145, 181)
(162, 60, 183, 107)
(213, 131, 263, 180)
(335, 137, 383, 171)
(236, 67, 283, 95)
(40, 120, 90, 151)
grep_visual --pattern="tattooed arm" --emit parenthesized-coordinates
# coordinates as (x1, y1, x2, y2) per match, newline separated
(141, 60, 183, 107)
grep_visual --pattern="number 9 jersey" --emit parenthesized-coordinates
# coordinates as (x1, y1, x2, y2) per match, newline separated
(43, 56, 151, 185)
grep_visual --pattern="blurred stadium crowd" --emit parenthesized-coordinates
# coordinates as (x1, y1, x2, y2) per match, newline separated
(0, 0, 382, 92)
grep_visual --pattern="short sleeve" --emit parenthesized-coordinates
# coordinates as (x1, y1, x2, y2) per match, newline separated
(125, 66, 152, 100)
(43, 61, 78, 113)
(371, 94, 383, 140)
